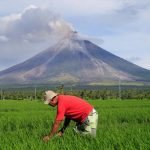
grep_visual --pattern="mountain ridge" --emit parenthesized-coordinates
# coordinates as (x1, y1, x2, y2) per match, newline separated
(0, 37, 149, 84)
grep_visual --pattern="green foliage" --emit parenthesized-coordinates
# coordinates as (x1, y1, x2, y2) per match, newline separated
(0, 100, 150, 150)
(0, 85, 150, 100)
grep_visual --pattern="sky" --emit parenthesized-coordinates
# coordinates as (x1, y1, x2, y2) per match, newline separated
(0, 0, 150, 71)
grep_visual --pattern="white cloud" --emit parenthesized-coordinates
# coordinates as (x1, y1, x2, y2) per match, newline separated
(0, 35, 9, 42)
(126, 57, 141, 62)
(126, 57, 150, 70)
(100, 31, 150, 70)
(48, 0, 150, 18)
(1, 0, 150, 17)
(0, 5, 75, 71)
(0, 5, 73, 43)
(0, 1, 150, 70)
(52, 0, 122, 15)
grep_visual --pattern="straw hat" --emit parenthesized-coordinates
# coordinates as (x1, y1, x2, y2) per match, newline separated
(44, 90, 58, 104)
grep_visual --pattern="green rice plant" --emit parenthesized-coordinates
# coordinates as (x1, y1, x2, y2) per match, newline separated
(0, 100, 150, 150)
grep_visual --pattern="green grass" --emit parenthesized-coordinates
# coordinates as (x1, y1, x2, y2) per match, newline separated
(0, 100, 150, 150)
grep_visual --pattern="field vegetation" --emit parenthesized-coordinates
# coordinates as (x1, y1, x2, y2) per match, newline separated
(0, 100, 150, 150)
(0, 85, 150, 100)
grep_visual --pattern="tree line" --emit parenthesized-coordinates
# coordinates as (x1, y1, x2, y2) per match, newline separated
(0, 87, 150, 100)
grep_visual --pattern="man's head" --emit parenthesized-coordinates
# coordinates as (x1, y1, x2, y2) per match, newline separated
(44, 90, 58, 107)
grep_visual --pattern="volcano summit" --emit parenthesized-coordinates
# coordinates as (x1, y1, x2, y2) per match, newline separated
(0, 33, 150, 84)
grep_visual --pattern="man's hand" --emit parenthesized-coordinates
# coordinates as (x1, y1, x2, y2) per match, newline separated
(43, 120, 62, 142)
(57, 130, 64, 137)
(43, 135, 51, 142)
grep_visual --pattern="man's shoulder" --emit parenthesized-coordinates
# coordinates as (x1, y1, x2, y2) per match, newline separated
(58, 95, 68, 103)
(58, 95, 79, 100)
(57, 95, 69, 108)
(58, 95, 66, 99)
(58, 95, 73, 99)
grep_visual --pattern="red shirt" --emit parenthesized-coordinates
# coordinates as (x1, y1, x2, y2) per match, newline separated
(56, 95, 93, 124)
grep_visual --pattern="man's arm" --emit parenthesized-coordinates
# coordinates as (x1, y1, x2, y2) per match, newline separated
(43, 119, 62, 142)
(58, 117, 71, 136)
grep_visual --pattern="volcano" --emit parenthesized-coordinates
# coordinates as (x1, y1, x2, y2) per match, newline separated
(0, 34, 150, 85)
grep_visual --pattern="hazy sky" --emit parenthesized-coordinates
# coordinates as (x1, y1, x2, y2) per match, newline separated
(0, 0, 150, 71)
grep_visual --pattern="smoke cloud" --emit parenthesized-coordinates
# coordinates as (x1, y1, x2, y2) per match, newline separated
(0, 5, 74, 44)
(0, 5, 75, 71)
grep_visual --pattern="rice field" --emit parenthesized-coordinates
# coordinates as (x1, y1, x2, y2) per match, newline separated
(0, 100, 150, 150)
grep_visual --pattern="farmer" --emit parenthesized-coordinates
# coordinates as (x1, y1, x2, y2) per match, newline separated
(43, 90, 98, 142)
